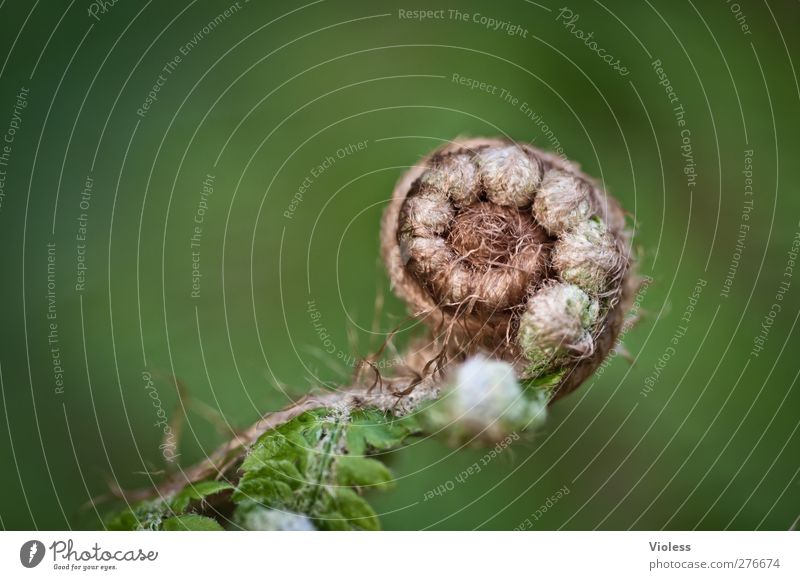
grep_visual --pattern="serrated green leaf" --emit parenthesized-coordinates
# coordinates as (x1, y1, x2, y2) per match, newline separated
(335, 456, 394, 489)
(236, 454, 307, 505)
(331, 488, 380, 531)
(234, 474, 295, 505)
(240, 435, 290, 472)
(243, 458, 304, 484)
(105, 509, 140, 531)
(106, 499, 168, 531)
(314, 510, 352, 531)
(346, 410, 418, 455)
(171, 480, 233, 512)
(244, 438, 282, 464)
(293, 410, 326, 445)
(162, 514, 224, 531)
(241, 413, 319, 475)
(361, 421, 410, 450)
(108, 410, 407, 531)
(525, 370, 565, 391)
(396, 412, 421, 433)
(270, 458, 305, 482)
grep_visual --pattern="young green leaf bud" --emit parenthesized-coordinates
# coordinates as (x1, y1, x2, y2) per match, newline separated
(517, 282, 599, 375)
(532, 169, 593, 234)
(552, 219, 623, 294)
(476, 145, 543, 207)
(425, 355, 548, 442)
(420, 152, 481, 207)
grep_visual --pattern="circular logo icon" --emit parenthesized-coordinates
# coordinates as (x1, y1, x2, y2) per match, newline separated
(19, 540, 45, 568)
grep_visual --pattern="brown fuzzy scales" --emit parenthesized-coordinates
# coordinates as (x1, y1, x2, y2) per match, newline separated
(382, 137, 634, 401)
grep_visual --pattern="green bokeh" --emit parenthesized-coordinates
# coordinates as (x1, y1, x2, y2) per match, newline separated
(0, 0, 797, 530)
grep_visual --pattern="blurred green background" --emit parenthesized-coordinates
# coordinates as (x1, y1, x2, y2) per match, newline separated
(0, 0, 798, 530)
